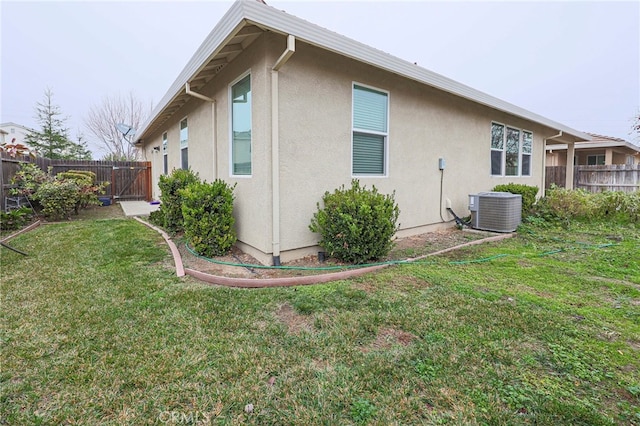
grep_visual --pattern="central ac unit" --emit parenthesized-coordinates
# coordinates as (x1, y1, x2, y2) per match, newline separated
(468, 192, 522, 232)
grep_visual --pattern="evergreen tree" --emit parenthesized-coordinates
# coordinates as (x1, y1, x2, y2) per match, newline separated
(24, 89, 86, 159)
(66, 134, 93, 160)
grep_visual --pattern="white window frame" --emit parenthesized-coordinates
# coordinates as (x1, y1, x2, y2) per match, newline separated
(229, 70, 252, 178)
(162, 131, 168, 175)
(587, 154, 605, 166)
(351, 82, 390, 177)
(180, 117, 188, 170)
(490, 121, 533, 177)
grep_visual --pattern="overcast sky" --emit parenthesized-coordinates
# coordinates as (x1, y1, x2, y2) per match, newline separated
(2, 0, 639, 157)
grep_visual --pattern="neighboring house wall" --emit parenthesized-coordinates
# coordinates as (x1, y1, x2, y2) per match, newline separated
(0, 122, 33, 147)
(145, 32, 564, 263)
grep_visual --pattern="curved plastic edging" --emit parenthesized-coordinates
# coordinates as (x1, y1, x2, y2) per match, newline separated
(184, 264, 389, 288)
(0, 220, 41, 243)
(136, 216, 514, 287)
(134, 217, 185, 277)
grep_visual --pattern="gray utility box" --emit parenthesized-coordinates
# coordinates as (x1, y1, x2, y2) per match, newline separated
(468, 192, 522, 232)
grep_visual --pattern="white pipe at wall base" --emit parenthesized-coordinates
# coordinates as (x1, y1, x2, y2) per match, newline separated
(271, 35, 296, 265)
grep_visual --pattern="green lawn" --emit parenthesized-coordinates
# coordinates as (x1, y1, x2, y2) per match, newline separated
(1, 217, 638, 425)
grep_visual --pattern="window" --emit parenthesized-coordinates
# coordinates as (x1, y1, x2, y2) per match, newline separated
(162, 132, 168, 175)
(490, 122, 533, 177)
(522, 131, 532, 176)
(587, 154, 605, 165)
(231, 73, 251, 176)
(180, 118, 188, 170)
(352, 84, 388, 176)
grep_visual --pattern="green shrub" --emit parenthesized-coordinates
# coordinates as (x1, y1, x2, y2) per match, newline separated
(33, 180, 80, 220)
(180, 180, 237, 257)
(532, 187, 640, 226)
(148, 209, 165, 228)
(157, 168, 200, 233)
(592, 190, 640, 223)
(59, 170, 96, 183)
(57, 171, 108, 213)
(309, 180, 400, 264)
(10, 163, 50, 199)
(0, 207, 32, 231)
(492, 183, 539, 217)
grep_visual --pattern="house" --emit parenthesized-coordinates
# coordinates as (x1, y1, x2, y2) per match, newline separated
(546, 133, 640, 167)
(135, 0, 590, 265)
(0, 122, 35, 148)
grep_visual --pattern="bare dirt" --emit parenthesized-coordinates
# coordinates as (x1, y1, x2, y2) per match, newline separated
(176, 227, 496, 279)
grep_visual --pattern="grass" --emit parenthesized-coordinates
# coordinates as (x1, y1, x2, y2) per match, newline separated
(1, 215, 638, 425)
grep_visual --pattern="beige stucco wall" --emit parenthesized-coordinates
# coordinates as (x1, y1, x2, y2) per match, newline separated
(144, 31, 573, 264)
(276, 38, 556, 257)
(143, 34, 276, 260)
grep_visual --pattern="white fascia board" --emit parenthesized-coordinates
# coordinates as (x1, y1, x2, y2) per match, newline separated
(239, 0, 591, 141)
(136, 1, 248, 141)
(546, 141, 640, 151)
(138, 0, 592, 142)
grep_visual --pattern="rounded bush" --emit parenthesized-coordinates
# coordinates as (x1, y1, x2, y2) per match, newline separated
(33, 180, 80, 220)
(157, 168, 200, 233)
(492, 183, 539, 217)
(309, 180, 400, 264)
(180, 179, 237, 257)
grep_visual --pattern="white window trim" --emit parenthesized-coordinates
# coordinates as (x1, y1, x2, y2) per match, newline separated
(351, 81, 390, 178)
(491, 121, 506, 177)
(587, 154, 605, 165)
(229, 69, 252, 178)
(521, 129, 533, 177)
(180, 117, 188, 170)
(490, 121, 533, 178)
(162, 132, 168, 175)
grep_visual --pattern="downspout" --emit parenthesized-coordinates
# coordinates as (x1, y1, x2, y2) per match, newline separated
(185, 82, 218, 179)
(542, 130, 563, 196)
(270, 34, 296, 266)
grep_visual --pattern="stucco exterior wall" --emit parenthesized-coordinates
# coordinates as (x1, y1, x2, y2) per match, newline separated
(144, 32, 570, 264)
(275, 39, 553, 256)
(144, 34, 275, 259)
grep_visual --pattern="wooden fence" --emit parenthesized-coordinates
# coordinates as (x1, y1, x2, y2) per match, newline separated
(546, 164, 640, 193)
(0, 152, 151, 211)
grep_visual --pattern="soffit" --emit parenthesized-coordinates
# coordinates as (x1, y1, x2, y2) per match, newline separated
(143, 22, 265, 138)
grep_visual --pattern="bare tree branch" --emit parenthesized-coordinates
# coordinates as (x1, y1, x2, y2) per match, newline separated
(84, 92, 151, 160)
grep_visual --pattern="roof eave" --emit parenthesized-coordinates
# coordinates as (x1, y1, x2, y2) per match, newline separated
(137, 0, 592, 144)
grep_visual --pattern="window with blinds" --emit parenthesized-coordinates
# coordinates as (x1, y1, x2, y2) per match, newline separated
(352, 84, 388, 176)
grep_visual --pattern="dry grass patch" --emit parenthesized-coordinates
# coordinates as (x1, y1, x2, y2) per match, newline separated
(361, 327, 417, 353)
(275, 303, 314, 335)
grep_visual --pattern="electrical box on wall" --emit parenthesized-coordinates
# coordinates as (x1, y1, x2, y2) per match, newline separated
(438, 158, 446, 170)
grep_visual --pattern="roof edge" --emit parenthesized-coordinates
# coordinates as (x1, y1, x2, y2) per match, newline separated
(137, 0, 592, 143)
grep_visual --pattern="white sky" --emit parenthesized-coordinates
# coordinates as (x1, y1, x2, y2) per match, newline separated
(2, 0, 639, 157)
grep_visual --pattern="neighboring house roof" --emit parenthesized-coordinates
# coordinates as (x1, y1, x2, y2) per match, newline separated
(0, 122, 36, 132)
(546, 133, 640, 152)
(136, 0, 592, 143)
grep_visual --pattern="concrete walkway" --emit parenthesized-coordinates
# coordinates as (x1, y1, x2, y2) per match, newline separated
(119, 201, 160, 217)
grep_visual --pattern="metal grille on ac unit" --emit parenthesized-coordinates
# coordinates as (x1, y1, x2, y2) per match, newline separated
(468, 192, 522, 232)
